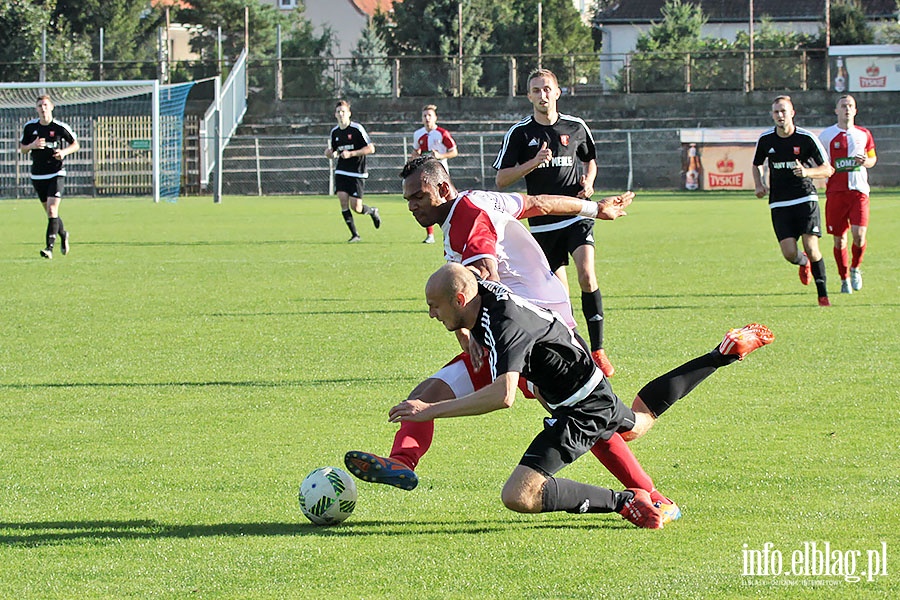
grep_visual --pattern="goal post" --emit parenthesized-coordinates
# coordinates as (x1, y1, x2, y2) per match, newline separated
(0, 80, 195, 203)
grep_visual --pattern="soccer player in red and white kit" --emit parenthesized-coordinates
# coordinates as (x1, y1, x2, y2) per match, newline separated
(818, 95, 877, 294)
(411, 104, 458, 244)
(346, 156, 683, 525)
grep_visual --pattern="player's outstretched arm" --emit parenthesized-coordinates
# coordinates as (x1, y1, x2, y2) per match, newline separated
(389, 373, 519, 422)
(520, 191, 634, 221)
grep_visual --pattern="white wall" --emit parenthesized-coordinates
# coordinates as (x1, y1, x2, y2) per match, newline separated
(299, 0, 368, 58)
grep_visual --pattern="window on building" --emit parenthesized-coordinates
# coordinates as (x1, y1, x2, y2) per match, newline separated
(280, 0, 297, 8)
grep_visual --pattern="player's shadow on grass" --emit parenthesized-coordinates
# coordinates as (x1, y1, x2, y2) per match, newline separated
(0, 517, 624, 546)
(0, 376, 419, 390)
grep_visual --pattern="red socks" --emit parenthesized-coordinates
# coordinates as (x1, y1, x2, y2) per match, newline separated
(389, 420, 434, 470)
(833, 246, 849, 280)
(851, 243, 866, 269)
(590, 434, 669, 503)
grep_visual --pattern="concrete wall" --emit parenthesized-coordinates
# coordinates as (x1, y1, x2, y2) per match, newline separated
(245, 90, 900, 132)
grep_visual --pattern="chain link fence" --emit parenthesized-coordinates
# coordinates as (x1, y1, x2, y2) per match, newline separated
(216, 125, 900, 196)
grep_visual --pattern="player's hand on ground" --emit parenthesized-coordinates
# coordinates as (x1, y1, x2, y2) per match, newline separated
(389, 399, 430, 422)
(596, 191, 634, 220)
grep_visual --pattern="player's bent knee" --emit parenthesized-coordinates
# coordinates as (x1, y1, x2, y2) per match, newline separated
(501, 489, 540, 513)
(501, 468, 544, 513)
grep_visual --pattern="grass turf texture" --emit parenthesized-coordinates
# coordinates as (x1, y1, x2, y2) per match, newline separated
(0, 191, 897, 599)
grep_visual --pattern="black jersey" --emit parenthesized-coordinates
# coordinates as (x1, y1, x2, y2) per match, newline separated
(472, 279, 603, 410)
(753, 127, 828, 208)
(329, 121, 372, 178)
(493, 114, 596, 229)
(20, 118, 77, 179)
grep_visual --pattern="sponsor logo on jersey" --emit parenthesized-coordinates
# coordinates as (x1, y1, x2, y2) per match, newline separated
(768, 147, 775, 154)
(834, 156, 859, 172)
(528, 137, 539, 147)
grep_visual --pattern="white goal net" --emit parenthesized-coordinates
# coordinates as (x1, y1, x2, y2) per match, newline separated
(0, 80, 195, 202)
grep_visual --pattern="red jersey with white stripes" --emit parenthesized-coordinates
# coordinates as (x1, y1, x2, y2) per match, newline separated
(440, 189, 576, 328)
(818, 124, 876, 196)
(413, 126, 457, 171)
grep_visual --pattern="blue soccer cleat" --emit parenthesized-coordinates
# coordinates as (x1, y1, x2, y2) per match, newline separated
(344, 450, 418, 491)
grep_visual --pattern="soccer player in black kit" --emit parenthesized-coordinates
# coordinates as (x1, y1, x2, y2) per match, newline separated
(19, 95, 80, 259)
(389, 263, 773, 528)
(493, 69, 615, 377)
(753, 96, 835, 306)
(325, 100, 381, 242)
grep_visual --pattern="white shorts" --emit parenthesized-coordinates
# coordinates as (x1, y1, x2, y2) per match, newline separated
(430, 359, 475, 398)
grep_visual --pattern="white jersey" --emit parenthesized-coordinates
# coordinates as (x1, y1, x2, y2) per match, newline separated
(440, 189, 576, 328)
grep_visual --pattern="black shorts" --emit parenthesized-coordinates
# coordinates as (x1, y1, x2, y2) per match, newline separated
(32, 177, 64, 203)
(334, 174, 364, 199)
(771, 201, 822, 242)
(530, 219, 595, 271)
(519, 380, 636, 478)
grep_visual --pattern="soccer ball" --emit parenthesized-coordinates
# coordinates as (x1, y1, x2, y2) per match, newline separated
(298, 466, 357, 525)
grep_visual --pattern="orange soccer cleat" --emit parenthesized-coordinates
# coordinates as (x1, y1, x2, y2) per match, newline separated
(591, 349, 615, 377)
(798, 253, 812, 285)
(619, 488, 663, 529)
(717, 323, 774, 360)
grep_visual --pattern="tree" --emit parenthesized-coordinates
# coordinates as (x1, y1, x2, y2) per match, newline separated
(490, 0, 594, 91)
(619, 0, 716, 92)
(0, 0, 92, 81)
(279, 8, 335, 98)
(176, 0, 286, 62)
(827, 0, 875, 45)
(734, 18, 819, 91)
(874, 0, 900, 43)
(174, 0, 288, 89)
(342, 19, 392, 97)
(53, 0, 162, 79)
(374, 0, 496, 95)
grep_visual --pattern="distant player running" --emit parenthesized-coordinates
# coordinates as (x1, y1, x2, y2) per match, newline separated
(752, 96, 834, 306)
(325, 100, 381, 242)
(818, 95, 877, 294)
(19, 95, 79, 259)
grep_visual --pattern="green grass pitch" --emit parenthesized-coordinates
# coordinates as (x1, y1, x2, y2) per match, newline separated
(0, 191, 897, 599)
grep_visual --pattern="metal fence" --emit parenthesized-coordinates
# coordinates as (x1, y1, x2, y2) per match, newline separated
(215, 125, 900, 196)
(3, 124, 897, 198)
(0, 49, 836, 99)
